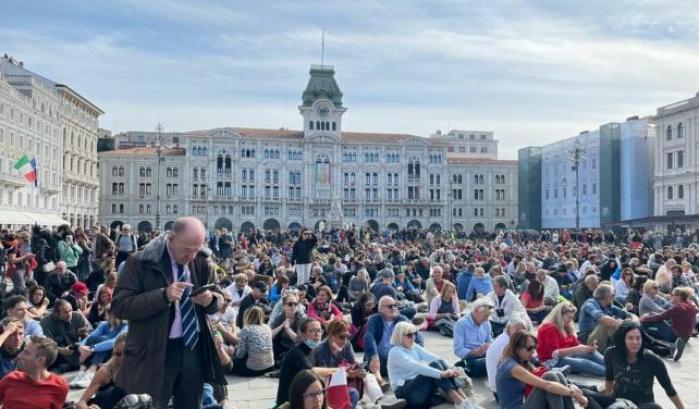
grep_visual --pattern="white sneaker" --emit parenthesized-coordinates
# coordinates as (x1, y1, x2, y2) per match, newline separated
(73, 371, 93, 389)
(69, 371, 85, 389)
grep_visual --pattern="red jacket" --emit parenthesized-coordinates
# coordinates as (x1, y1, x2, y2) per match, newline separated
(641, 300, 698, 339)
(536, 322, 580, 362)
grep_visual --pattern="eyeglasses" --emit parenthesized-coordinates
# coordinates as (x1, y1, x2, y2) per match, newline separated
(303, 388, 327, 400)
(404, 332, 417, 338)
(285, 302, 298, 307)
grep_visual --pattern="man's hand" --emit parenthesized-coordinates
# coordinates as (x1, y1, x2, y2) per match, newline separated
(58, 346, 72, 356)
(78, 345, 93, 363)
(575, 344, 594, 354)
(3, 321, 19, 335)
(192, 290, 213, 307)
(166, 282, 192, 302)
(369, 356, 380, 374)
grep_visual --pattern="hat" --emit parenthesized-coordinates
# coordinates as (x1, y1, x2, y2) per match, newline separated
(72, 282, 89, 296)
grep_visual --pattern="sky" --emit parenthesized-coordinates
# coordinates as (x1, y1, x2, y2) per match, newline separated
(3, 0, 699, 159)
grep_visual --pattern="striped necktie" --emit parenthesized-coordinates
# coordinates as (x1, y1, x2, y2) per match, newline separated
(177, 263, 199, 350)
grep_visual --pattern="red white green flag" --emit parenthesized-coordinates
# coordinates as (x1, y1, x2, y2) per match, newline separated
(13, 155, 37, 186)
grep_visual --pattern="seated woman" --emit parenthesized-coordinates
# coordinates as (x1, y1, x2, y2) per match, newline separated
(520, 280, 550, 325)
(87, 286, 113, 327)
(271, 292, 306, 365)
(427, 281, 460, 334)
(537, 302, 605, 377)
(278, 369, 329, 409)
(70, 307, 128, 389)
(26, 285, 50, 320)
(585, 321, 686, 409)
(307, 285, 343, 330)
(495, 330, 591, 409)
(387, 321, 473, 409)
(270, 275, 290, 305)
(75, 333, 127, 409)
(641, 286, 698, 361)
(232, 306, 275, 376)
(614, 268, 635, 305)
(624, 275, 648, 315)
(350, 292, 376, 351)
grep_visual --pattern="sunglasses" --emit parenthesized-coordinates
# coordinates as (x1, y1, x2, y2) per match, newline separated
(285, 302, 298, 307)
(404, 332, 417, 338)
(384, 304, 399, 310)
(525, 345, 537, 351)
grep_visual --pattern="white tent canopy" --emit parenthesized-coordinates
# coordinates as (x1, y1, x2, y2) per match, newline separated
(0, 211, 69, 227)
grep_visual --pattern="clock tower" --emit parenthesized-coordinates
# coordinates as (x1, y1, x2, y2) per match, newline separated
(299, 65, 346, 140)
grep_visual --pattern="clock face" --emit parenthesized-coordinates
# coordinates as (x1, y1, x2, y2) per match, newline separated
(317, 102, 331, 117)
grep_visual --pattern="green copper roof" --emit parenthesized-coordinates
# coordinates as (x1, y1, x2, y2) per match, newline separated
(301, 65, 343, 108)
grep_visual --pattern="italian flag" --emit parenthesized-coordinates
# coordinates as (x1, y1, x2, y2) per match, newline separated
(13, 155, 37, 186)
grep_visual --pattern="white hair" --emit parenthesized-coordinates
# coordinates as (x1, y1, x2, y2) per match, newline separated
(390, 321, 417, 346)
(470, 297, 493, 313)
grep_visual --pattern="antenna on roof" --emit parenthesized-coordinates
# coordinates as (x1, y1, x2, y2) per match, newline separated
(321, 28, 325, 66)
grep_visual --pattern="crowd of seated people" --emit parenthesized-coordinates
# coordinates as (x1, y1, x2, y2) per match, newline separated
(0, 224, 697, 409)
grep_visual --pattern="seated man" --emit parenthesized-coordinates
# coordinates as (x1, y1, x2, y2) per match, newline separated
(572, 273, 599, 321)
(0, 318, 25, 379)
(370, 269, 416, 319)
(39, 299, 92, 372)
(364, 295, 424, 377)
(487, 275, 530, 337)
(0, 335, 68, 409)
(578, 283, 635, 352)
(236, 281, 270, 329)
(4, 295, 44, 338)
(486, 317, 529, 401)
(453, 298, 493, 377)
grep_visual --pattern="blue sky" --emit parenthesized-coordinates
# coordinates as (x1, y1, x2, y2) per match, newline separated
(3, 0, 699, 159)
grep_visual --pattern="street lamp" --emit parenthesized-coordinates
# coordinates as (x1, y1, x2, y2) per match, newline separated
(568, 138, 585, 234)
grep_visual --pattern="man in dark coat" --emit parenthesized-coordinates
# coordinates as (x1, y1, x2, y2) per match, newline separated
(111, 217, 225, 409)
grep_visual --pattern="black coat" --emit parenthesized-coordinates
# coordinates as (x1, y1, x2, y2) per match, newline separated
(111, 234, 225, 404)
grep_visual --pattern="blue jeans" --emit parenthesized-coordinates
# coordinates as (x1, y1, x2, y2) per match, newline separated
(643, 321, 676, 343)
(349, 387, 359, 409)
(394, 360, 458, 407)
(84, 335, 111, 366)
(552, 351, 605, 377)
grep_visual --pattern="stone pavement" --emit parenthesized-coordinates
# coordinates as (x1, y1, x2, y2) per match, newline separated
(66, 331, 698, 408)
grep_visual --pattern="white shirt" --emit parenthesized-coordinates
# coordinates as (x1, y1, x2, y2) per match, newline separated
(486, 332, 510, 392)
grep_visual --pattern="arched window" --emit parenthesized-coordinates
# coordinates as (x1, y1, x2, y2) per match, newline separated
(166, 167, 173, 178)
(118, 166, 124, 176)
(112, 166, 118, 176)
(309, 121, 314, 130)
(501, 175, 505, 184)
(146, 204, 151, 213)
(316, 121, 320, 130)
(332, 122, 336, 131)
(200, 168, 206, 178)
(193, 167, 199, 179)
(479, 175, 484, 184)
(119, 204, 124, 213)
(146, 167, 152, 177)
(172, 168, 178, 177)
(217, 155, 223, 171)
(225, 155, 231, 170)
(139, 204, 144, 213)
(678, 123, 684, 138)
(667, 186, 673, 200)
(666, 125, 673, 140)
(111, 204, 117, 213)
(679, 184, 685, 199)
(139, 167, 145, 177)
